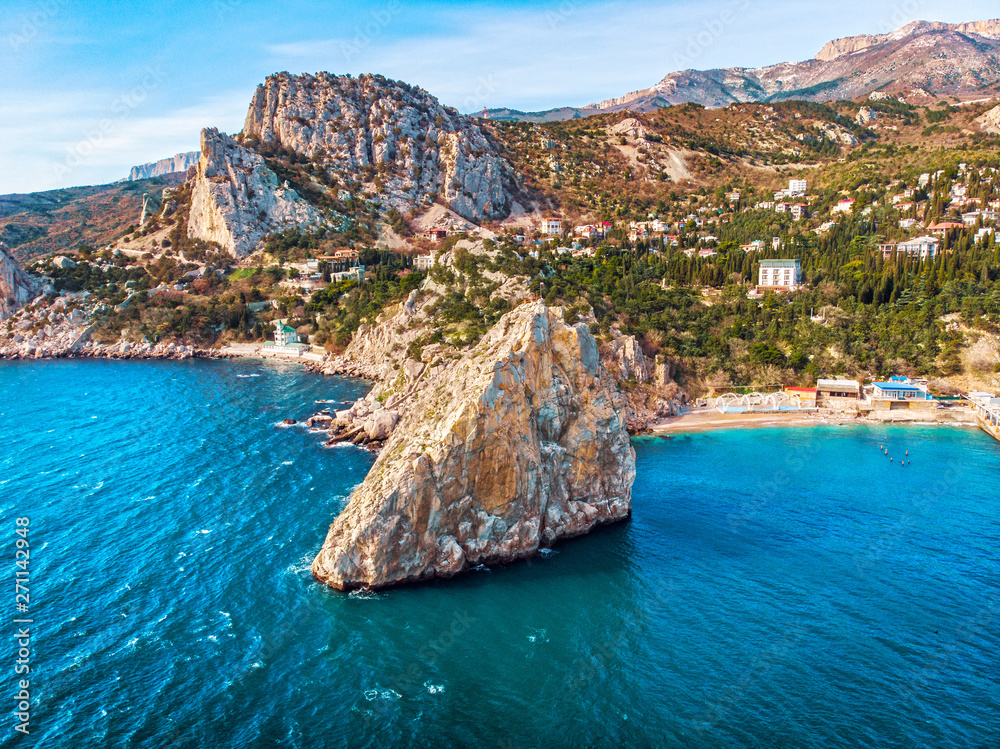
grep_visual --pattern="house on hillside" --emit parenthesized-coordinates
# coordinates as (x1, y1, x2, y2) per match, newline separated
(927, 221, 964, 236)
(831, 199, 856, 214)
(758, 259, 802, 291)
(413, 254, 435, 271)
(542, 218, 564, 236)
(879, 236, 939, 260)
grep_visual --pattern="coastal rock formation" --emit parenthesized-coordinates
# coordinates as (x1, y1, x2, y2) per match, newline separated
(187, 128, 326, 257)
(242, 72, 514, 222)
(311, 301, 635, 590)
(126, 152, 200, 181)
(0, 242, 39, 319)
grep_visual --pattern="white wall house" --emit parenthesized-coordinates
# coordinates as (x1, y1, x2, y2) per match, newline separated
(881, 236, 939, 260)
(542, 219, 563, 236)
(758, 259, 802, 290)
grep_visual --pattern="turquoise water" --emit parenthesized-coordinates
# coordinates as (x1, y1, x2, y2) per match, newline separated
(1, 360, 998, 748)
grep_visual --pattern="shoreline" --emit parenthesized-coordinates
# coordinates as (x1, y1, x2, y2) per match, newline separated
(644, 408, 980, 435)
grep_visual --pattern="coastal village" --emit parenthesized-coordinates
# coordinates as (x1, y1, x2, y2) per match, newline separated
(3, 79, 1000, 449)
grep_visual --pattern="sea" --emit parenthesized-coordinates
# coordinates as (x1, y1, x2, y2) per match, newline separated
(0, 359, 998, 749)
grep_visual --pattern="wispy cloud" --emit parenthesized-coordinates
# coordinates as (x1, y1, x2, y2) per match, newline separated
(0, 89, 248, 193)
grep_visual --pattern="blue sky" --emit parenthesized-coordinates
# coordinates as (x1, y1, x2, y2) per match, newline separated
(1, 0, 996, 193)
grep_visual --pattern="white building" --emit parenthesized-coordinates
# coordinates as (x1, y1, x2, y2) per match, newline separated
(880, 236, 939, 260)
(413, 254, 435, 271)
(758, 259, 802, 290)
(542, 218, 564, 236)
(789, 179, 807, 196)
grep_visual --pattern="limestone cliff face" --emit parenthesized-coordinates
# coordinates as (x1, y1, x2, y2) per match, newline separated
(0, 242, 38, 320)
(242, 72, 513, 222)
(127, 152, 200, 181)
(312, 301, 635, 590)
(187, 128, 326, 257)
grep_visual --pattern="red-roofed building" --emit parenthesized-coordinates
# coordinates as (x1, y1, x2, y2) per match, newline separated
(927, 221, 964, 235)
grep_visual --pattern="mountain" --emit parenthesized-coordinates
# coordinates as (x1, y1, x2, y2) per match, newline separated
(242, 72, 515, 220)
(484, 19, 1000, 121)
(185, 72, 520, 257)
(0, 176, 184, 260)
(125, 152, 200, 181)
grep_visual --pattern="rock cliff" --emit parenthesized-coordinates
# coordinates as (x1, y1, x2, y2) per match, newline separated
(126, 152, 200, 181)
(311, 301, 635, 590)
(0, 242, 39, 320)
(242, 72, 514, 222)
(187, 128, 327, 257)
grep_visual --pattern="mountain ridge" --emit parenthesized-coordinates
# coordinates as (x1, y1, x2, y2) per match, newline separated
(483, 18, 1000, 122)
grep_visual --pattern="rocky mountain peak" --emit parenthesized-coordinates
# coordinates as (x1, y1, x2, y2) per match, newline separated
(816, 18, 1000, 61)
(241, 72, 514, 222)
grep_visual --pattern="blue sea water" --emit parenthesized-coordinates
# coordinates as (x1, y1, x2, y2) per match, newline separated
(0, 359, 998, 749)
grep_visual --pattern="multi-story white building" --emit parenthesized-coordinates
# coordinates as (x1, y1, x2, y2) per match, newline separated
(879, 236, 939, 260)
(758, 259, 802, 290)
(542, 218, 564, 236)
(789, 179, 807, 196)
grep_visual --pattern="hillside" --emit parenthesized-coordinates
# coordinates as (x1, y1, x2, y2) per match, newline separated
(0, 175, 184, 260)
(485, 19, 1000, 121)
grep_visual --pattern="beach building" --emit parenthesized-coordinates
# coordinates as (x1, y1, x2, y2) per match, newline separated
(868, 380, 931, 402)
(816, 379, 860, 408)
(261, 321, 310, 356)
(275, 323, 300, 347)
(758, 259, 802, 291)
(784, 386, 818, 407)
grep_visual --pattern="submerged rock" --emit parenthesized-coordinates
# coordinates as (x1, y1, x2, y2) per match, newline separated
(312, 301, 635, 591)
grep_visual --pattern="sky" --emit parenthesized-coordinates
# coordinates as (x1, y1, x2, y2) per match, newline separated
(1, 0, 997, 194)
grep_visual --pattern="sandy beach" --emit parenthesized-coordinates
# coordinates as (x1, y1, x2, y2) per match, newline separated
(648, 408, 979, 434)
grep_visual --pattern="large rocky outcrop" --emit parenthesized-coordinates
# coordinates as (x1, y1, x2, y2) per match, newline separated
(0, 242, 39, 319)
(242, 72, 513, 222)
(311, 301, 635, 590)
(187, 128, 326, 257)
